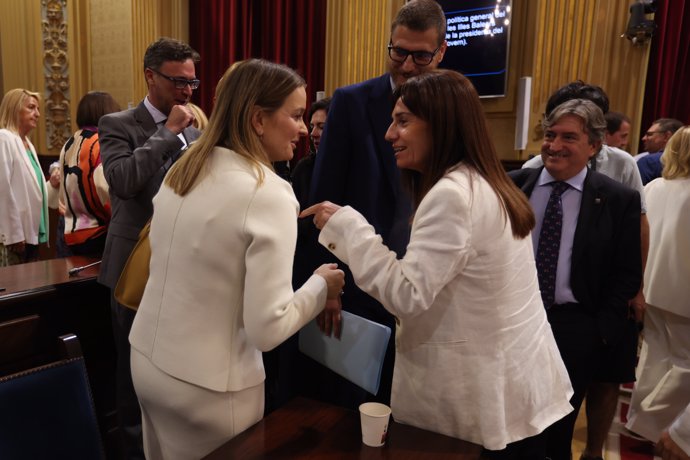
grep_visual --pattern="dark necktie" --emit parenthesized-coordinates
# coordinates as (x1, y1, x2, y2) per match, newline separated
(536, 181, 569, 309)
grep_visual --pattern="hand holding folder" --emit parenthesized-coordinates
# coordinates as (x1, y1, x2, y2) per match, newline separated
(298, 310, 391, 395)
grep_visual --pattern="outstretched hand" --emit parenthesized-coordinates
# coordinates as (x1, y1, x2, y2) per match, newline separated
(300, 201, 342, 230)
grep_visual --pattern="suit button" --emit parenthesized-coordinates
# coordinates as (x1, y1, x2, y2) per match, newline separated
(328, 243, 336, 250)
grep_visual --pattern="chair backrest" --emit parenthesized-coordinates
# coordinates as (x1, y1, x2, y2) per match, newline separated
(0, 332, 105, 460)
(0, 315, 56, 376)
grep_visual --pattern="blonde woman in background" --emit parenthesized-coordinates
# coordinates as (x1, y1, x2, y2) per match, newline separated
(58, 91, 120, 256)
(626, 126, 690, 459)
(0, 88, 60, 265)
(187, 102, 208, 131)
(129, 59, 344, 459)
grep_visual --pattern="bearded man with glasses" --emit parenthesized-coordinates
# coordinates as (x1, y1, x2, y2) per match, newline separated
(97, 37, 201, 459)
(301, 0, 446, 410)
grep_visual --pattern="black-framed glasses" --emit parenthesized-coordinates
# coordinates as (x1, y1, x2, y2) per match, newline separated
(148, 68, 200, 90)
(387, 44, 440, 66)
(644, 130, 663, 136)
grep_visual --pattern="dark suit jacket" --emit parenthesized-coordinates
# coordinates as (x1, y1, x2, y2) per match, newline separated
(509, 167, 642, 344)
(306, 73, 411, 327)
(98, 102, 200, 288)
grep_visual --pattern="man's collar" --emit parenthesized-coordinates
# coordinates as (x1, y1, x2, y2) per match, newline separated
(537, 166, 588, 192)
(144, 96, 167, 125)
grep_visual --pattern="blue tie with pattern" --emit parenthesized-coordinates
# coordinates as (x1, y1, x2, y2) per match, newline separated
(536, 181, 569, 309)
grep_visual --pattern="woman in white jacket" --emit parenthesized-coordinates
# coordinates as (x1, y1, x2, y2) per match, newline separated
(303, 70, 573, 459)
(626, 126, 690, 459)
(128, 59, 344, 460)
(0, 88, 60, 265)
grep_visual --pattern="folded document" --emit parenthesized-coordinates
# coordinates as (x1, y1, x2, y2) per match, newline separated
(298, 311, 391, 395)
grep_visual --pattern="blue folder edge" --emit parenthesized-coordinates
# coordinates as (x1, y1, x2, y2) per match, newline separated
(298, 310, 391, 395)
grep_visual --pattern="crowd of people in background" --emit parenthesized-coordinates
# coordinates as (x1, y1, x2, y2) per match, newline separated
(1, 1, 689, 459)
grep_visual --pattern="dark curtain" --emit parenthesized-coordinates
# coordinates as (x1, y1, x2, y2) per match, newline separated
(189, 0, 327, 162)
(640, 0, 690, 141)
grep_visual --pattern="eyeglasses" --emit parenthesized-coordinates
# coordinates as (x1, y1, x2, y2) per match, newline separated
(387, 44, 440, 66)
(644, 131, 663, 136)
(148, 68, 200, 90)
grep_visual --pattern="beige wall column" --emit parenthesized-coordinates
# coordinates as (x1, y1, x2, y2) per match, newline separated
(324, 0, 405, 93)
(0, 1, 49, 153)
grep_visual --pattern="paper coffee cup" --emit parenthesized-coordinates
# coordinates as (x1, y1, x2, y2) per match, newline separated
(359, 402, 391, 447)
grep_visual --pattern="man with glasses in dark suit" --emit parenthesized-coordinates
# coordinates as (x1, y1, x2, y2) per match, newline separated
(304, 0, 446, 409)
(98, 37, 201, 459)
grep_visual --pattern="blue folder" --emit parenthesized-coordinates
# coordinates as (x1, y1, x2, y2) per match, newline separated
(298, 310, 391, 395)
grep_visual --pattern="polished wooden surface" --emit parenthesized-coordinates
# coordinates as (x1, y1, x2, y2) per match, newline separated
(204, 397, 483, 459)
(0, 256, 101, 305)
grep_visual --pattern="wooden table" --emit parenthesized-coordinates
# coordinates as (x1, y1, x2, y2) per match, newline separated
(0, 256, 101, 304)
(204, 397, 483, 459)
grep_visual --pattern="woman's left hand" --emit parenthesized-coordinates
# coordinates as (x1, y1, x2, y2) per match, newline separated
(316, 294, 342, 339)
(300, 201, 341, 229)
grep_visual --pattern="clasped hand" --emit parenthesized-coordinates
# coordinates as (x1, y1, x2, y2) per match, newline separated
(313, 263, 345, 339)
(165, 104, 195, 134)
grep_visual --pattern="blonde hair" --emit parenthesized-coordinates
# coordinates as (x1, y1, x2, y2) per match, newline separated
(0, 89, 40, 133)
(187, 102, 208, 131)
(165, 59, 305, 196)
(661, 126, 690, 180)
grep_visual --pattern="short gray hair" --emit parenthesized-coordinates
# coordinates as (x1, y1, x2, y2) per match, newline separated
(543, 98, 606, 145)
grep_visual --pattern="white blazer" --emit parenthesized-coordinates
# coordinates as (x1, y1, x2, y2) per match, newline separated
(0, 129, 57, 245)
(319, 165, 573, 450)
(129, 147, 327, 392)
(643, 177, 690, 318)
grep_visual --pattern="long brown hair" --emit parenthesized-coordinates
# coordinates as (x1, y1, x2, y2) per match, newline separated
(165, 59, 305, 196)
(394, 70, 535, 238)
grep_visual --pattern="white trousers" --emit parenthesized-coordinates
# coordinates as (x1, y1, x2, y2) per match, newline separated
(626, 305, 690, 441)
(131, 349, 264, 460)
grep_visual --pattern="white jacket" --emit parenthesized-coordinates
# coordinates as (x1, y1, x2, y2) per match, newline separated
(319, 165, 573, 450)
(130, 147, 327, 392)
(643, 177, 690, 318)
(0, 129, 58, 245)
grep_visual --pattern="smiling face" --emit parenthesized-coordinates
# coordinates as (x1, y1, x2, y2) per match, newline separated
(541, 114, 599, 181)
(259, 86, 308, 162)
(388, 25, 446, 89)
(17, 95, 40, 137)
(145, 58, 197, 115)
(642, 122, 670, 153)
(385, 98, 432, 172)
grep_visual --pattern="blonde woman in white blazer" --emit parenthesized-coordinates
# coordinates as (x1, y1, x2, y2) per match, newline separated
(128, 60, 344, 460)
(626, 126, 690, 452)
(303, 70, 573, 458)
(0, 89, 60, 266)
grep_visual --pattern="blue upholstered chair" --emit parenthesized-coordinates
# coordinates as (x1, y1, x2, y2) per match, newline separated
(0, 324, 105, 460)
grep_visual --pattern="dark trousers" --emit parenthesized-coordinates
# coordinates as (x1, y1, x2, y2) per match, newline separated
(544, 305, 603, 460)
(110, 293, 144, 459)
